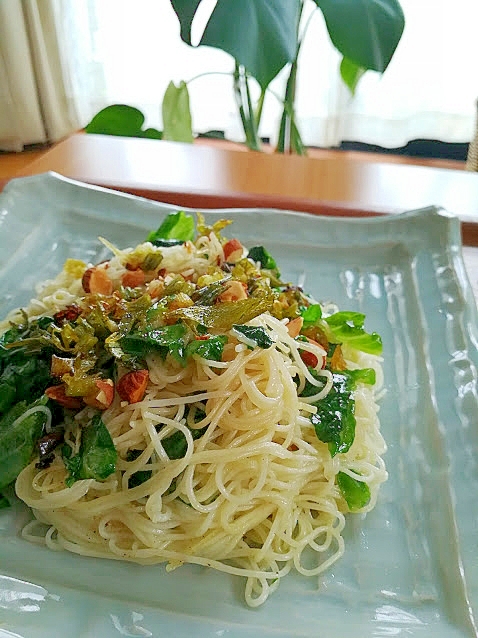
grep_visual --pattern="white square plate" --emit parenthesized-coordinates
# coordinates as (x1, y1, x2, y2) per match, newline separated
(1, 173, 477, 637)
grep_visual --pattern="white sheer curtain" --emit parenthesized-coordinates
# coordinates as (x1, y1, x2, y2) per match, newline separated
(0, 0, 80, 151)
(5, 0, 477, 150)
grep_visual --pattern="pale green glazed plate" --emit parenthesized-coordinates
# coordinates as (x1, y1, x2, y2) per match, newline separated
(0, 173, 477, 638)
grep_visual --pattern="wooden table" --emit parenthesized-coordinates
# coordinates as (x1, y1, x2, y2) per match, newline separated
(10, 133, 478, 297)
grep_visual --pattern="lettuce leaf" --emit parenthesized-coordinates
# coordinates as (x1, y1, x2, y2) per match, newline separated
(147, 211, 195, 244)
(325, 311, 382, 355)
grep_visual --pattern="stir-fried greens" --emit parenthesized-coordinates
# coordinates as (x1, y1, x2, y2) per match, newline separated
(0, 211, 382, 511)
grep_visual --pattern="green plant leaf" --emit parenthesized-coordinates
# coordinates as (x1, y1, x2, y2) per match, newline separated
(140, 128, 163, 140)
(162, 81, 193, 143)
(85, 104, 162, 139)
(340, 57, 366, 94)
(169, 0, 300, 89)
(314, 0, 405, 72)
(337, 471, 371, 510)
(169, 0, 203, 43)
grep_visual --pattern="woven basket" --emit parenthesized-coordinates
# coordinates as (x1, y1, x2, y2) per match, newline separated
(466, 100, 478, 170)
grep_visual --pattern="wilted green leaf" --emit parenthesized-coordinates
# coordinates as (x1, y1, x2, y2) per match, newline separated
(162, 81, 193, 143)
(169, 293, 274, 332)
(314, 0, 405, 72)
(85, 104, 162, 139)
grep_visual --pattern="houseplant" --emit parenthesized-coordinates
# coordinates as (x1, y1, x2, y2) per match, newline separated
(86, 0, 405, 154)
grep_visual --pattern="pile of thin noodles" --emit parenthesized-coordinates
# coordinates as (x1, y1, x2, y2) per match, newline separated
(5, 232, 387, 607)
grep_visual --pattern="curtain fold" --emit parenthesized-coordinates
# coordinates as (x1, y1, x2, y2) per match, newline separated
(0, 0, 79, 151)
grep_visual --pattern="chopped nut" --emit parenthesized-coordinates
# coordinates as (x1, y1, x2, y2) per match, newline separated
(286, 316, 303, 338)
(82, 266, 113, 295)
(218, 280, 248, 302)
(84, 379, 115, 410)
(117, 370, 149, 404)
(223, 238, 244, 263)
(45, 384, 83, 409)
(121, 269, 145, 288)
(147, 279, 165, 299)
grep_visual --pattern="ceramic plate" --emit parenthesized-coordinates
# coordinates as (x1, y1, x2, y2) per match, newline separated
(1, 173, 477, 638)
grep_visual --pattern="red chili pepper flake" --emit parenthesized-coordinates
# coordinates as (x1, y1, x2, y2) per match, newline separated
(53, 304, 81, 326)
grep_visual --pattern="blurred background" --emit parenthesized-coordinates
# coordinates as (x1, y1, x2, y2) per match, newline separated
(0, 0, 476, 162)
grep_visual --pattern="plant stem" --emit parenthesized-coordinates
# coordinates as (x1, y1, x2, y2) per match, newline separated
(276, 0, 307, 155)
(255, 87, 267, 131)
(186, 71, 232, 85)
(233, 63, 261, 152)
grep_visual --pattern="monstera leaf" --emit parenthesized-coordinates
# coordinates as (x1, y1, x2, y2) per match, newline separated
(314, 0, 405, 72)
(170, 0, 404, 91)
(169, 0, 300, 89)
(314, 0, 405, 91)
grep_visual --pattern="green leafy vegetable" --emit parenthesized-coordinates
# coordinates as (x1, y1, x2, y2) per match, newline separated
(184, 336, 227, 362)
(62, 414, 117, 487)
(348, 367, 376, 386)
(310, 372, 356, 456)
(0, 320, 54, 416)
(126, 449, 152, 489)
(232, 324, 274, 349)
(309, 369, 375, 457)
(299, 367, 325, 398)
(147, 211, 195, 244)
(247, 246, 278, 272)
(169, 292, 274, 332)
(301, 304, 322, 326)
(324, 311, 382, 355)
(120, 323, 188, 359)
(337, 471, 371, 510)
(0, 396, 50, 491)
(147, 238, 184, 248)
(162, 423, 207, 460)
(0, 494, 10, 509)
(120, 323, 227, 367)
